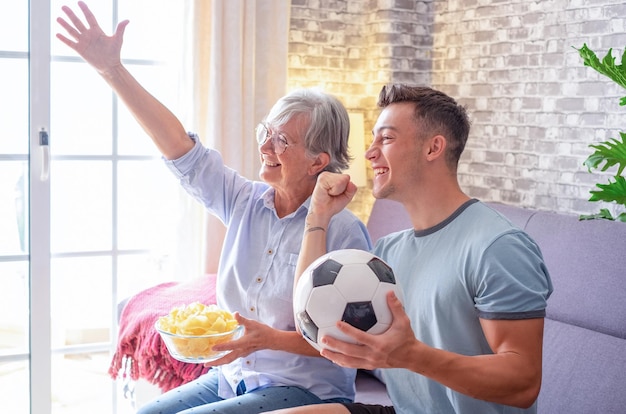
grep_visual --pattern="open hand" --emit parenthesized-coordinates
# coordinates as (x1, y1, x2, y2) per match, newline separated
(56, 1, 128, 75)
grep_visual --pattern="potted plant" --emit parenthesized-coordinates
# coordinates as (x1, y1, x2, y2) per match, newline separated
(576, 43, 626, 222)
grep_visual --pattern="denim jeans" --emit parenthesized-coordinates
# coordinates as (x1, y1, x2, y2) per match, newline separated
(135, 369, 351, 414)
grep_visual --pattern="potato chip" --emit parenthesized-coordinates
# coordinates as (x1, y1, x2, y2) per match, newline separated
(156, 302, 240, 359)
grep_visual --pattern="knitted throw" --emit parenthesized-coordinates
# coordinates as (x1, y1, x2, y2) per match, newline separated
(109, 274, 217, 392)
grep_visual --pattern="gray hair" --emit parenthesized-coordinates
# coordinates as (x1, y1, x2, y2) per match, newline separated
(264, 88, 351, 173)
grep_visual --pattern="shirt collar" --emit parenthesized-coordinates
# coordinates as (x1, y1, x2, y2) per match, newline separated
(259, 187, 312, 218)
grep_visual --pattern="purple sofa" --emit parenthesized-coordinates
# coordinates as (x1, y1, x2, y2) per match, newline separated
(356, 198, 626, 413)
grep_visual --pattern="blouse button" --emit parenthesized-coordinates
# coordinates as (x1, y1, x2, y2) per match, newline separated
(250, 306, 255, 312)
(267, 249, 273, 255)
(256, 277, 262, 283)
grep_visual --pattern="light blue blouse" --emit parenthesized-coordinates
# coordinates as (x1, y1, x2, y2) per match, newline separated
(164, 136, 372, 400)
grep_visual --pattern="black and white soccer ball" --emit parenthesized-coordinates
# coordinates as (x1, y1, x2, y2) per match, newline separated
(293, 249, 402, 352)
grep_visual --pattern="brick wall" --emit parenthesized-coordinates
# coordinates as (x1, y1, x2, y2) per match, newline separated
(288, 0, 626, 220)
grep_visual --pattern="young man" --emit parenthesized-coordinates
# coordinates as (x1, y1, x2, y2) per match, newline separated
(271, 84, 553, 414)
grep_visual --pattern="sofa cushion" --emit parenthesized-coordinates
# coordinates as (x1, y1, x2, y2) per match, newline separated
(486, 202, 536, 230)
(366, 198, 411, 244)
(538, 318, 626, 414)
(354, 370, 393, 405)
(524, 212, 626, 339)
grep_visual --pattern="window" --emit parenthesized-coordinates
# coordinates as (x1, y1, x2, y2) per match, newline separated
(0, 1, 191, 413)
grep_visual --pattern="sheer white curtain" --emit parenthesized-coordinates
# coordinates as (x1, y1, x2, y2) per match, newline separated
(179, 0, 291, 274)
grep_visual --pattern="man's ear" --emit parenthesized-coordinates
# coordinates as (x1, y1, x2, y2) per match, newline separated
(309, 152, 331, 175)
(425, 135, 446, 161)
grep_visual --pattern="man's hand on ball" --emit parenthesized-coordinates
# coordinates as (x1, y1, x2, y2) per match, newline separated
(319, 291, 416, 370)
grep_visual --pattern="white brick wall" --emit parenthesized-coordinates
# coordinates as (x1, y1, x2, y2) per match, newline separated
(288, 0, 626, 219)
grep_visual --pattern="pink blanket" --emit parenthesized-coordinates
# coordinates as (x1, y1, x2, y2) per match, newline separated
(109, 274, 217, 392)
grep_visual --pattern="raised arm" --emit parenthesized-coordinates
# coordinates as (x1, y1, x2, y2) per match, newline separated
(295, 172, 358, 286)
(56, 1, 193, 160)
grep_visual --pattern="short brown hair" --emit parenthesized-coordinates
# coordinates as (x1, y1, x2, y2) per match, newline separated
(377, 84, 470, 167)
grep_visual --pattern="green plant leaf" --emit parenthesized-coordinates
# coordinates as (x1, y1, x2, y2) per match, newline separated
(577, 43, 626, 222)
(575, 44, 626, 95)
(588, 175, 626, 207)
(583, 132, 626, 176)
(579, 208, 615, 221)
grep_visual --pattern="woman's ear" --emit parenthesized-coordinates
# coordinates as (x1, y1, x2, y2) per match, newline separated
(309, 152, 330, 175)
(425, 135, 446, 161)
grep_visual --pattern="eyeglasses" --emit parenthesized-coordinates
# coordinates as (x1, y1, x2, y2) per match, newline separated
(256, 123, 290, 155)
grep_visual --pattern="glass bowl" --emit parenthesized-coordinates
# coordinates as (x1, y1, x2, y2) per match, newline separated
(155, 322, 244, 363)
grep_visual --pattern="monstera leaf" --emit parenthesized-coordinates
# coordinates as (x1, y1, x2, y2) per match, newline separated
(588, 175, 626, 203)
(584, 132, 626, 176)
(576, 44, 626, 221)
(577, 43, 626, 105)
(579, 207, 626, 222)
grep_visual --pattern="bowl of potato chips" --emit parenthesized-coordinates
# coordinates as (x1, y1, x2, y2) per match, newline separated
(155, 302, 243, 363)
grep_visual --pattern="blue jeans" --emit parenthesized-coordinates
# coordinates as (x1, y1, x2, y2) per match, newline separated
(135, 369, 351, 414)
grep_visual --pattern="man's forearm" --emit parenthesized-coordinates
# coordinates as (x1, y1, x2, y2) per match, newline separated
(294, 212, 331, 290)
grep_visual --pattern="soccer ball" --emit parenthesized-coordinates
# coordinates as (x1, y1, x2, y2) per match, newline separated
(293, 249, 402, 352)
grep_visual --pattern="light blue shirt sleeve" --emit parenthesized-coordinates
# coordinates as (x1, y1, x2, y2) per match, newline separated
(164, 133, 250, 225)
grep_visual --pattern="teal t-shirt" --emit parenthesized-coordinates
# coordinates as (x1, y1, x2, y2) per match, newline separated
(373, 200, 553, 414)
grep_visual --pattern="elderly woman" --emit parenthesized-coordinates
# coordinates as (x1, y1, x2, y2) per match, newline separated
(57, 2, 371, 414)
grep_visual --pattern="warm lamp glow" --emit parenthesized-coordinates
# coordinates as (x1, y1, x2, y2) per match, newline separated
(347, 112, 367, 187)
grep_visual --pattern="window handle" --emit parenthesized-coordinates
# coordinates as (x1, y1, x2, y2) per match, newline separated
(39, 128, 49, 181)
